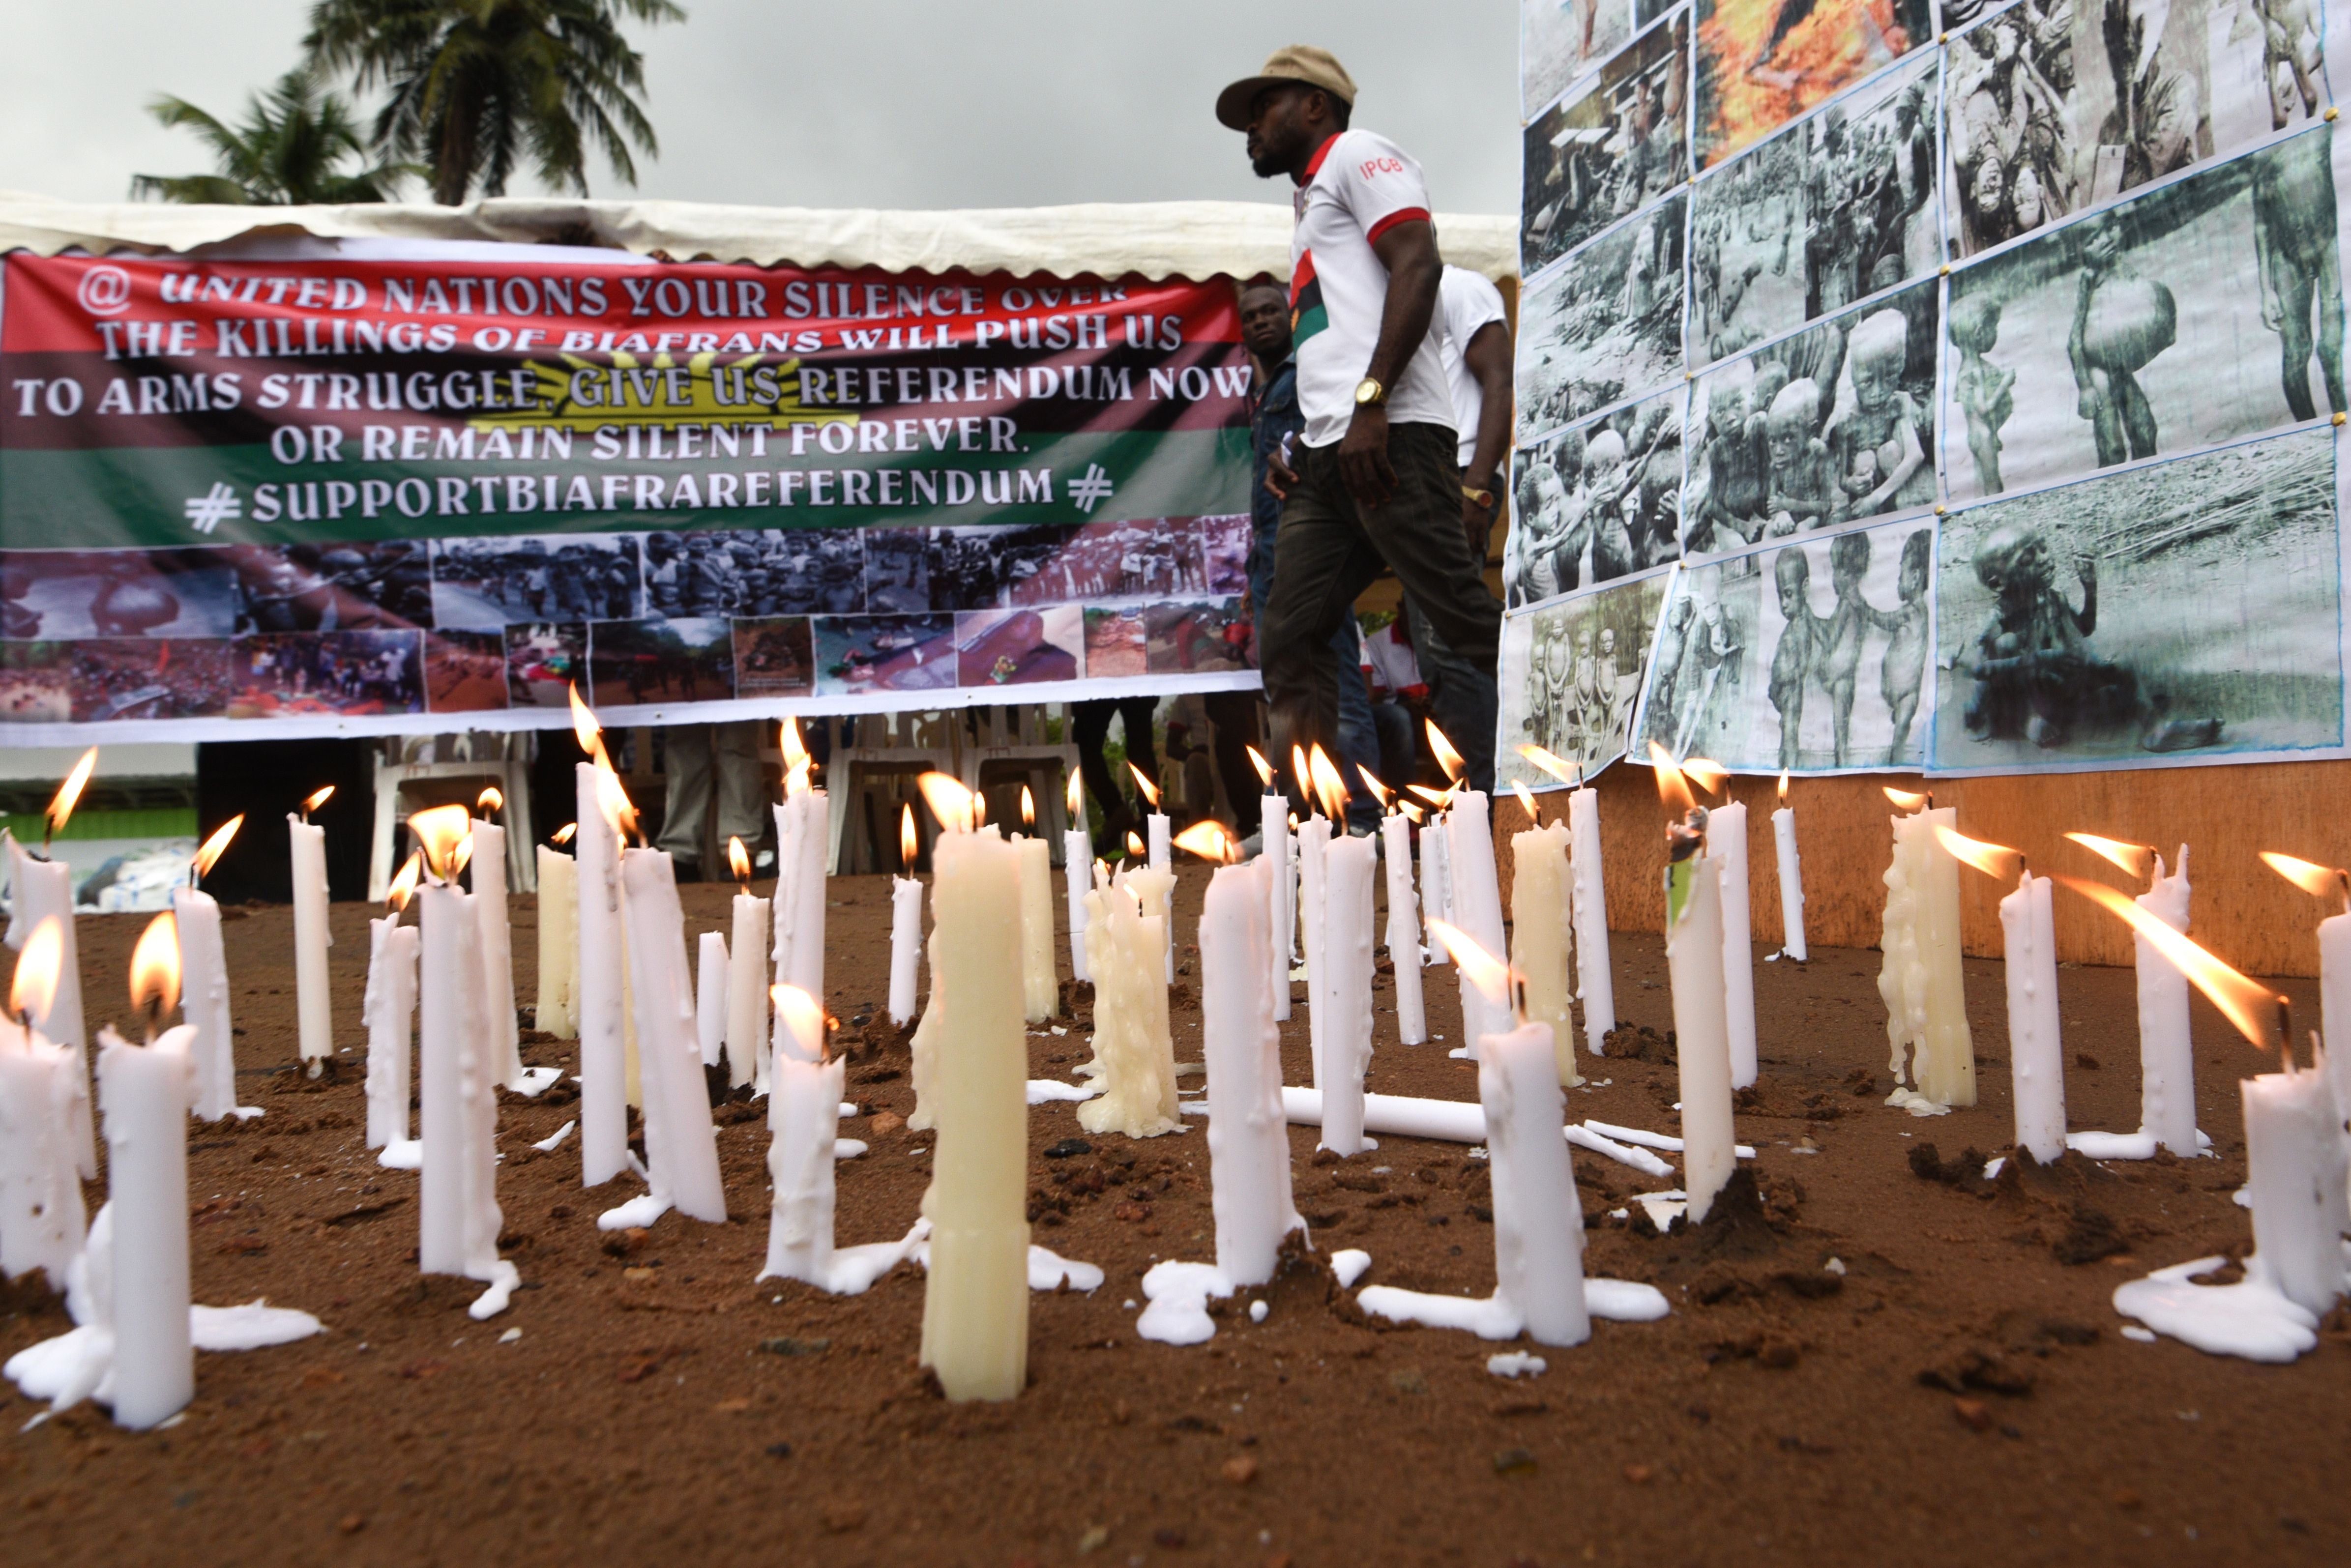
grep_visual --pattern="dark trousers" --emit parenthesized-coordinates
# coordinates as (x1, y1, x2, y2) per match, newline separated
(1405, 599, 1499, 794)
(1072, 697, 1157, 838)
(1262, 422, 1502, 782)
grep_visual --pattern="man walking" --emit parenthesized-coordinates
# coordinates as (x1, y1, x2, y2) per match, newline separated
(1217, 48, 1502, 789)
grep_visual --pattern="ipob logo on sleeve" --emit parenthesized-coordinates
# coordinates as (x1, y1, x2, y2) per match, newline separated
(1288, 250, 1328, 348)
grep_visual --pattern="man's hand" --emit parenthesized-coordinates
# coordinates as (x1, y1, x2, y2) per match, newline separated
(1264, 443, 1300, 501)
(1338, 402, 1398, 508)
(1461, 475, 1499, 561)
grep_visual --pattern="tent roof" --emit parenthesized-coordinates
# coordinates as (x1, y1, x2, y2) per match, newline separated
(0, 192, 1518, 282)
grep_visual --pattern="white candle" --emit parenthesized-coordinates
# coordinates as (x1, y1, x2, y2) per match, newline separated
(1018, 835, 1058, 1021)
(1708, 801, 1759, 1090)
(1568, 786, 1614, 1054)
(1480, 1018, 1590, 1347)
(1147, 812, 1175, 981)
(771, 788, 828, 1007)
(1200, 859, 1300, 1284)
(1380, 813, 1426, 1045)
(1078, 868, 1181, 1139)
(362, 911, 418, 1149)
(417, 881, 500, 1282)
(287, 814, 333, 1074)
(5, 836, 95, 1172)
(620, 848, 728, 1225)
(1421, 813, 1454, 965)
(1319, 831, 1377, 1156)
(173, 884, 244, 1122)
(575, 763, 628, 1186)
(1998, 871, 2066, 1164)
(697, 930, 729, 1068)
(729, 889, 771, 1087)
(890, 874, 923, 1026)
(1880, 806, 1975, 1108)
(1509, 821, 1577, 1086)
(762, 1044, 847, 1286)
(2241, 1059, 2351, 1316)
(95, 1023, 196, 1429)
(1772, 802, 1808, 961)
(0, 1013, 87, 1289)
(1063, 827, 1092, 983)
(469, 820, 523, 1087)
(2135, 848, 2195, 1154)
(1447, 791, 1508, 1056)
(1296, 814, 1330, 1076)
(1259, 794, 1289, 1019)
(919, 827, 1030, 1402)
(533, 845, 579, 1039)
(1665, 847, 1736, 1223)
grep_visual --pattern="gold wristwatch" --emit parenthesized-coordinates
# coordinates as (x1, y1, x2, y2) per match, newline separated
(1353, 376, 1387, 407)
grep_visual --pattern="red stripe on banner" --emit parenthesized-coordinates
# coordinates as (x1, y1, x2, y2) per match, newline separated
(1365, 207, 1432, 245)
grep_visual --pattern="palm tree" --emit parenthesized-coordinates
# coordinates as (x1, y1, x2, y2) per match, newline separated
(303, 0, 684, 208)
(131, 68, 415, 204)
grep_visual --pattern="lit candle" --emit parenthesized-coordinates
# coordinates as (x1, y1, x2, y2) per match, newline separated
(6, 789, 96, 1173)
(1880, 793, 1975, 1111)
(891, 817, 924, 1028)
(915, 776, 1030, 1403)
(573, 718, 630, 1187)
(1380, 811, 1426, 1045)
(534, 831, 580, 1039)
(288, 785, 335, 1077)
(1199, 854, 1301, 1284)
(1509, 809, 1577, 1088)
(1420, 806, 1454, 968)
(1247, 746, 1289, 1020)
(1446, 787, 1508, 1057)
(1707, 797, 1759, 1091)
(1133, 761, 1173, 982)
(1017, 787, 1057, 1022)
(363, 854, 421, 1152)
(0, 920, 87, 1289)
(618, 845, 729, 1226)
(175, 814, 250, 1123)
(1077, 865, 1181, 1139)
(1319, 829, 1378, 1156)
(470, 793, 524, 1087)
(1295, 811, 1330, 1078)
(1771, 772, 1807, 961)
(2259, 851, 2351, 1156)
(697, 930, 728, 1068)
(721, 837, 771, 1089)
(1063, 774, 1091, 984)
(1567, 784, 1613, 1054)
(2240, 1054, 2350, 1316)
(1657, 760, 1735, 1223)
(771, 734, 827, 1046)
(1945, 833, 2065, 1164)
(2134, 846, 2195, 1153)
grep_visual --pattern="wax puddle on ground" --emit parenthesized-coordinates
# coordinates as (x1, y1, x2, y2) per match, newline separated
(1355, 1278, 1669, 1339)
(1487, 1352, 1546, 1378)
(531, 1120, 575, 1153)
(2112, 1256, 2321, 1362)
(378, 1139, 422, 1170)
(6, 1301, 324, 1420)
(2065, 1129, 2214, 1161)
(907, 1237, 1103, 1293)
(1027, 1079, 1101, 1104)
(507, 1067, 563, 1098)
(763, 1221, 929, 1297)
(1330, 1249, 1372, 1288)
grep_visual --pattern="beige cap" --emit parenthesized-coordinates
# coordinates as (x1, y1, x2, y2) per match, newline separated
(1215, 45, 1357, 131)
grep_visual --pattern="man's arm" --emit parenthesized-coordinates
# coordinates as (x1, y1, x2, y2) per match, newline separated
(1340, 219, 1443, 507)
(1460, 318, 1514, 557)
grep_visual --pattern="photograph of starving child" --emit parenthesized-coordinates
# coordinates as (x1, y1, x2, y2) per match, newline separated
(1523, 0, 1637, 116)
(1521, 18, 1689, 275)
(1692, 0, 1933, 170)
(430, 534, 643, 627)
(1688, 48, 1939, 367)
(1516, 191, 1688, 439)
(1932, 426, 2341, 769)
(1507, 387, 1685, 608)
(954, 606, 1084, 687)
(1497, 568, 1670, 790)
(588, 617, 735, 707)
(1941, 125, 2345, 502)
(1638, 516, 1933, 771)
(1687, 278, 1940, 545)
(0, 549, 239, 641)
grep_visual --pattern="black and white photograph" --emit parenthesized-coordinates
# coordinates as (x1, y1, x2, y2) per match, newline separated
(1942, 126, 2343, 503)
(503, 622, 588, 708)
(732, 615, 817, 699)
(1691, 0, 1933, 171)
(1943, 0, 2326, 260)
(1517, 189, 1688, 439)
(860, 528, 931, 614)
(1507, 385, 1685, 609)
(1688, 277, 1941, 546)
(0, 548, 239, 640)
(430, 533, 643, 627)
(1933, 426, 2343, 771)
(227, 630, 425, 718)
(708, 528, 869, 617)
(1637, 515, 1934, 771)
(1524, 0, 1637, 117)
(1689, 48, 1939, 367)
(1496, 567, 1672, 790)
(588, 615, 736, 706)
(927, 524, 1071, 611)
(1521, 17, 1688, 276)
(226, 541, 435, 634)
(69, 638, 235, 723)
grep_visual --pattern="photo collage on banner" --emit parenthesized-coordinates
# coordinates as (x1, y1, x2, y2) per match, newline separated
(1505, 0, 2351, 783)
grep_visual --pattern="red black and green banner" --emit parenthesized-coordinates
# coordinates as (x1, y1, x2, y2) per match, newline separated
(0, 244, 1259, 738)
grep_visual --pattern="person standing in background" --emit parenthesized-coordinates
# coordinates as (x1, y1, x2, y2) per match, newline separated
(655, 720, 768, 881)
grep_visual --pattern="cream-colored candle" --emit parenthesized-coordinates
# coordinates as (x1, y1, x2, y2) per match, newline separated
(533, 844, 579, 1038)
(1567, 786, 1614, 1053)
(919, 827, 1030, 1402)
(2136, 848, 2195, 1154)
(1077, 868, 1181, 1140)
(1998, 871, 2066, 1164)
(287, 813, 333, 1074)
(1318, 832, 1378, 1156)
(1380, 813, 1426, 1044)
(728, 889, 771, 1087)
(1510, 821, 1578, 1087)
(1708, 801, 1758, 1090)
(1200, 858, 1300, 1284)
(7, 836, 95, 1174)
(96, 1023, 197, 1430)
(1018, 835, 1058, 1022)
(575, 763, 628, 1185)
(1879, 806, 1975, 1110)
(1665, 846, 1736, 1223)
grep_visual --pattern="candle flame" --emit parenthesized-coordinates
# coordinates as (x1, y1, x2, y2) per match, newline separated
(1126, 830, 1146, 859)
(130, 910, 181, 1021)
(1883, 786, 1928, 812)
(1778, 770, 1790, 804)
(1426, 721, 1467, 784)
(387, 849, 422, 911)
(971, 789, 987, 829)
(409, 803, 473, 883)
(301, 784, 336, 816)
(780, 718, 807, 772)
(569, 683, 601, 754)
(2057, 876, 2283, 1050)
(1356, 765, 1393, 808)
(1400, 800, 1424, 825)
(1291, 745, 1311, 800)
(1515, 743, 1580, 787)
(1127, 761, 1160, 809)
(1407, 783, 1458, 810)
(785, 755, 812, 800)
(1307, 745, 1350, 821)
(900, 804, 918, 870)
(191, 814, 243, 880)
(2067, 832, 2157, 881)
(551, 822, 577, 845)
(1932, 825, 2024, 881)
(1426, 918, 1512, 1011)
(2259, 850, 2344, 900)
(476, 786, 503, 816)
(1647, 742, 1695, 816)
(451, 830, 475, 879)
(1511, 780, 1538, 821)
(1246, 745, 1274, 789)
(729, 836, 752, 886)
(593, 764, 638, 842)
(47, 748, 97, 839)
(917, 771, 975, 835)
(1173, 820, 1240, 865)
(1286, 812, 1299, 832)
(1683, 757, 1728, 795)
(1021, 784, 1036, 828)
(10, 917, 61, 1021)
(1066, 769, 1083, 818)
(770, 982, 827, 1062)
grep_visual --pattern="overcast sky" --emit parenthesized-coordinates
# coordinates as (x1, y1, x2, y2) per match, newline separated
(0, 0, 1521, 215)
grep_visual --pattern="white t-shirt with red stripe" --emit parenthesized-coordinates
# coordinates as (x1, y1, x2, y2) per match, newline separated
(1288, 129, 1455, 451)
(1438, 265, 1509, 468)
